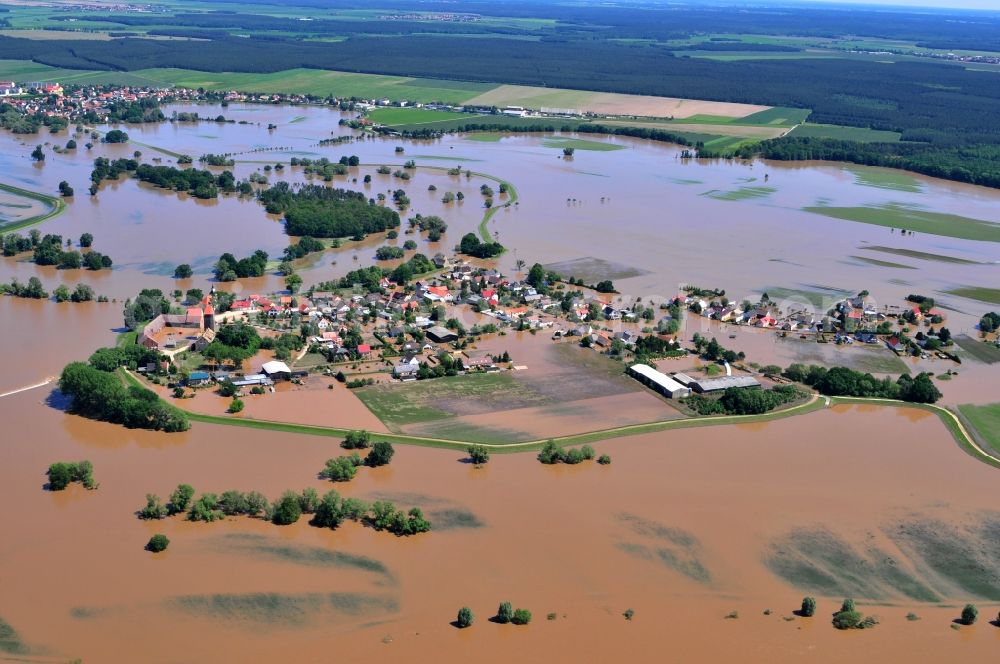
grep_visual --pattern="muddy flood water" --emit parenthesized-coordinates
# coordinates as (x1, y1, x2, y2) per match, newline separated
(2, 102, 1000, 661)
(4, 390, 1000, 662)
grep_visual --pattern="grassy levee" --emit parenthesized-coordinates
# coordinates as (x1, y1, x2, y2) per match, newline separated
(0, 182, 65, 233)
(830, 397, 1000, 469)
(122, 366, 1000, 466)
(470, 170, 518, 243)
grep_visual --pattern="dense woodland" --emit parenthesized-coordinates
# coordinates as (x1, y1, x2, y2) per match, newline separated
(258, 183, 400, 239)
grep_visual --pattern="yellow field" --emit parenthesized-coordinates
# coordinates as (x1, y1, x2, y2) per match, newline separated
(464, 84, 770, 119)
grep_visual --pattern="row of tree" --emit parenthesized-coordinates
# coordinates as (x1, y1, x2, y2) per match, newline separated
(139, 483, 430, 535)
(783, 364, 942, 403)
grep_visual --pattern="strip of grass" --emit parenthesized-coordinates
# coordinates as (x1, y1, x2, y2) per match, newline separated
(702, 185, 776, 201)
(788, 122, 902, 142)
(465, 132, 503, 142)
(860, 246, 979, 265)
(0, 182, 64, 233)
(957, 403, 1000, 457)
(804, 204, 1000, 243)
(849, 255, 915, 269)
(945, 286, 1000, 305)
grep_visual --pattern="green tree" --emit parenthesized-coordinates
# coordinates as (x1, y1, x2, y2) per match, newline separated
(341, 430, 371, 449)
(31, 145, 44, 162)
(285, 273, 303, 294)
(46, 462, 73, 490)
(53, 284, 70, 302)
(537, 440, 563, 464)
(228, 398, 244, 414)
(597, 454, 612, 465)
(321, 454, 362, 482)
(271, 490, 303, 525)
(173, 263, 193, 279)
(188, 493, 223, 522)
(961, 604, 978, 625)
(70, 283, 95, 303)
(467, 444, 490, 465)
(800, 597, 816, 617)
(167, 483, 195, 515)
(366, 441, 395, 467)
(512, 608, 532, 625)
(147, 534, 169, 553)
(457, 606, 474, 628)
(311, 490, 344, 529)
(497, 601, 514, 624)
(139, 493, 168, 520)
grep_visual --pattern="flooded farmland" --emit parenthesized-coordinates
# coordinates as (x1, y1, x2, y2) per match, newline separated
(2, 102, 1000, 662)
(3, 389, 1000, 662)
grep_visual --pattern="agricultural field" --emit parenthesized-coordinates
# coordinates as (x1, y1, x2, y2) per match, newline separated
(957, 403, 1000, 455)
(354, 345, 677, 443)
(463, 84, 771, 119)
(945, 287, 1000, 305)
(804, 204, 1000, 243)
(789, 123, 902, 143)
(366, 107, 471, 126)
(845, 167, 923, 193)
(953, 336, 1000, 365)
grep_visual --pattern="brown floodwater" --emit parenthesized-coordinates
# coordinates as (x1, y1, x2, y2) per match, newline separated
(3, 102, 1000, 662)
(2, 389, 1000, 663)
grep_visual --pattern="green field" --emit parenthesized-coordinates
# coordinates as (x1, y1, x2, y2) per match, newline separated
(367, 107, 472, 126)
(945, 286, 1000, 305)
(464, 133, 503, 142)
(804, 204, 1000, 243)
(845, 166, 923, 192)
(1, 66, 496, 105)
(958, 403, 1000, 456)
(849, 255, 916, 269)
(788, 123, 902, 142)
(735, 107, 811, 126)
(541, 137, 626, 152)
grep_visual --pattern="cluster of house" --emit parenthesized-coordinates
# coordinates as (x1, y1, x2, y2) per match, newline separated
(627, 364, 761, 399)
(0, 81, 175, 121)
(681, 292, 915, 335)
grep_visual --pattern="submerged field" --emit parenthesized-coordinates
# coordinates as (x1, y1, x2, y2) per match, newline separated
(804, 204, 1000, 242)
(354, 344, 676, 443)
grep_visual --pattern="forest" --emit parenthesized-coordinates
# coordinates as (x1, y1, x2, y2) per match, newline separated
(258, 183, 400, 239)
